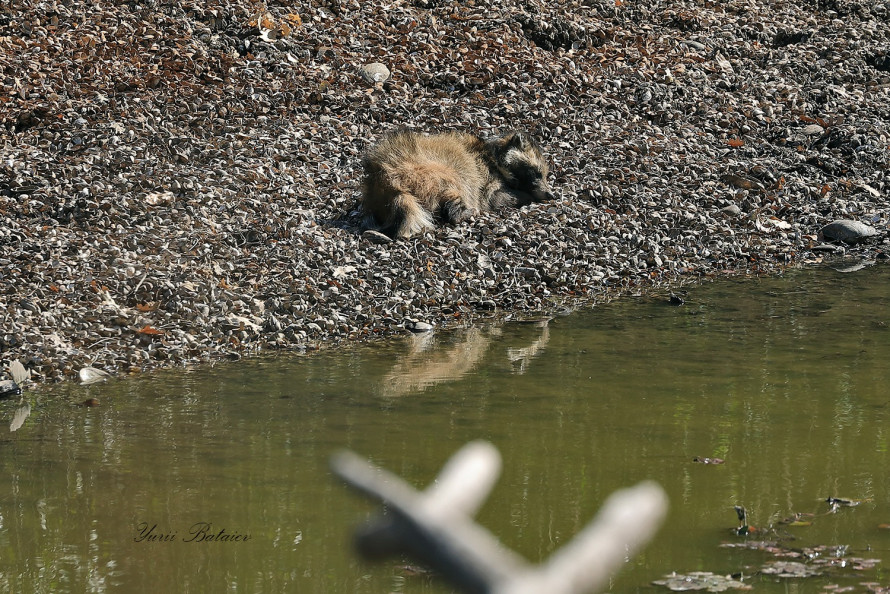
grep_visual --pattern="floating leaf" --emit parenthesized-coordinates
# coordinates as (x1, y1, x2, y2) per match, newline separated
(779, 512, 815, 525)
(822, 586, 857, 593)
(720, 540, 784, 553)
(805, 548, 880, 572)
(761, 560, 821, 578)
(693, 457, 725, 465)
(653, 572, 751, 592)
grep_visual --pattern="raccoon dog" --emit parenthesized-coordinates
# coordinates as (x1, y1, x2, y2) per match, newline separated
(361, 130, 555, 238)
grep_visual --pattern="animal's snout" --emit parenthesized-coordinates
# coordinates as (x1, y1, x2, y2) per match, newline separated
(534, 184, 556, 202)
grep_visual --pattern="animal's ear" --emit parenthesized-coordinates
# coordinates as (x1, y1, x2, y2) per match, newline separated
(507, 132, 528, 150)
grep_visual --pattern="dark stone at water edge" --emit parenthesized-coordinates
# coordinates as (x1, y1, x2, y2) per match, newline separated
(405, 320, 434, 333)
(0, 380, 22, 399)
(818, 220, 878, 244)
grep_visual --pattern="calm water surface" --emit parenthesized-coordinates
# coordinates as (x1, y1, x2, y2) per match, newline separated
(2, 265, 890, 593)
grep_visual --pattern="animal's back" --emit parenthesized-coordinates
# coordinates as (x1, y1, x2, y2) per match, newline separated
(362, 131, 488, 238)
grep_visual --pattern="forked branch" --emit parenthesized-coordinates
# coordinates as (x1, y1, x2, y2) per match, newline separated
(332, 440, 668, 594)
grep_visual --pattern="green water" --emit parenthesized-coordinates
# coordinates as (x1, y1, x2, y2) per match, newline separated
(2, 264, 890, 593)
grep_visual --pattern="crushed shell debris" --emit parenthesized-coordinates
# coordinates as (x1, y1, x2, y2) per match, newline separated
(1, 0, 889, 384)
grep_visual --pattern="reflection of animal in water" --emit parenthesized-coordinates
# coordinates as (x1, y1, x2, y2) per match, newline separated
(381, 328, 494, 398)
(507, 320, 549, 374)
(380, 321, 551, 397)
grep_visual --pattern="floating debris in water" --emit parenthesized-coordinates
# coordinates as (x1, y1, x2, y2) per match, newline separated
(720, 540, 883, 584)
(653, 571, 751, 592)
(733, 505, 756, 536)
(761, 560, 821, 578)
(778, 512, 814, 527)
(827, 496, 865, 512)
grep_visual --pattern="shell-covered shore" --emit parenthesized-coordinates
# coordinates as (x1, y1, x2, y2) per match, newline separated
(2, 0, 889, 384)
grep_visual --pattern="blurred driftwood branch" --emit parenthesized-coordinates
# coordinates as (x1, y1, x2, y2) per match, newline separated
(332, 440, 668, 594)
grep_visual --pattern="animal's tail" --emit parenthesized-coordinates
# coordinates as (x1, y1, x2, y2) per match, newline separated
(373, 193, 434, 239)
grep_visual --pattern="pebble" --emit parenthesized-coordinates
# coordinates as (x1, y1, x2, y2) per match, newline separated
(405, 320, 434, 333)
(0, 380, 22, 399)
(79, 367, 111, 385)
(362, 229, 393, 244)
(358, 63, 390, 84)
(819, 220, 879, 244)
(801, 124, 825, 136)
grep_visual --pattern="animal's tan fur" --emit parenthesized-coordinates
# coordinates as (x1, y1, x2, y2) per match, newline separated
(361, 130, 554, 238)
